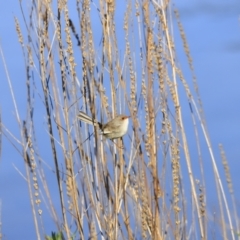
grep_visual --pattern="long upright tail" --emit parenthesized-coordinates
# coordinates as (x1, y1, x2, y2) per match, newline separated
(77, 111, 101, 127)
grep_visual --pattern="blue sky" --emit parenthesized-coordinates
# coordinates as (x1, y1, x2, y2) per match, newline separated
(177, 1, 240, 171)
(0, 0, 240, 239)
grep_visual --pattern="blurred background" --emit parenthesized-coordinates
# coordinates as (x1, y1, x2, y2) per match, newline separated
(0, 0, 240, 239)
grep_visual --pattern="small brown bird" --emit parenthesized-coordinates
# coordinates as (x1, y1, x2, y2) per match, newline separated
(78, 111, 130, 139)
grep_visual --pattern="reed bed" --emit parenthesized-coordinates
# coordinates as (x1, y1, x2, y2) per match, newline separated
(0, 0, 239, 239)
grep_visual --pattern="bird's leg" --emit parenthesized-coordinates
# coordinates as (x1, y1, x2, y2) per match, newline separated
(110, 138, 124, 149)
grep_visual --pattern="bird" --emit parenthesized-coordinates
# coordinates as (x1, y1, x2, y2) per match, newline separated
(77, 111, 130, 139)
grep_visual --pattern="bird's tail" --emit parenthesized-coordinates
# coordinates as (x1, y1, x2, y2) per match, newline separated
(77, 111, 101, 127)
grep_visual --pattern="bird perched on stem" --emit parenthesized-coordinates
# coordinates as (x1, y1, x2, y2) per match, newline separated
(78, 111, 130, 140)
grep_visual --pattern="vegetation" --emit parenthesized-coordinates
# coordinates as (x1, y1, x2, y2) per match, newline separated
(0, 0, 238, 239)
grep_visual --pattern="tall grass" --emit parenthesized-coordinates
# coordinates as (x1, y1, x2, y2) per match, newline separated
(0, 0, 239, 239)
